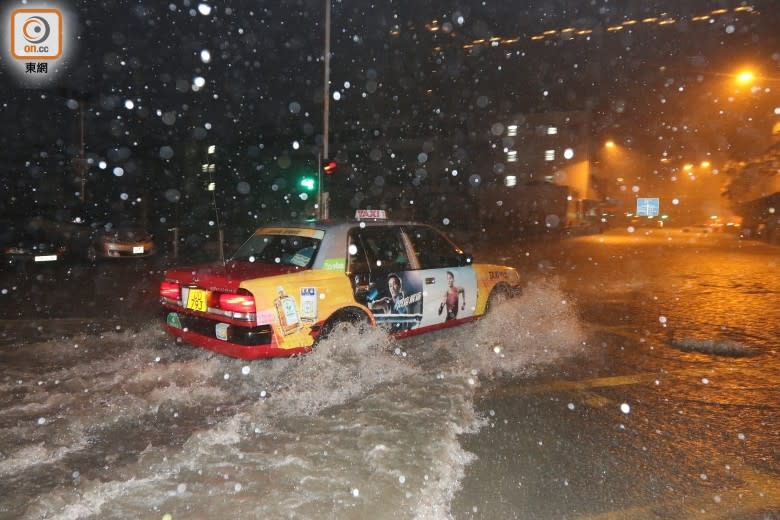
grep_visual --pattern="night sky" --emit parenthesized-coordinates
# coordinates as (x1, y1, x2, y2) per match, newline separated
(1, 0, 778, 235)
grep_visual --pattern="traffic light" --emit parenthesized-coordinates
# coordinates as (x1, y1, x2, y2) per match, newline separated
(298, 176, 316, 191)
(322, 159, 337, 175)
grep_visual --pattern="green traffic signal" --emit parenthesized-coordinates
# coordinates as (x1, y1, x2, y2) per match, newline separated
(299, 176, 316, 191)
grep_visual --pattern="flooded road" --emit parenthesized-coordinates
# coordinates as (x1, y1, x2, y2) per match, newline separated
(0, 228, 777, 519)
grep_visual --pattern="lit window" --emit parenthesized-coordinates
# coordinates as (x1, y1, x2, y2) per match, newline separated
(507, 150, 518, 162)
(507, 124, 517, 136)
(544, 149, 555, 161)
(505, 175, 517, 187)
(547, 126, 558, 135)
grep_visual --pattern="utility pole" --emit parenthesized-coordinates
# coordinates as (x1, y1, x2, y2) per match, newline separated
(320, 0, 331, 220)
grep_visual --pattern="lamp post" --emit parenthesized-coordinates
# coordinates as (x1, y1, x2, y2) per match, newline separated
(319, 0, 332, 221)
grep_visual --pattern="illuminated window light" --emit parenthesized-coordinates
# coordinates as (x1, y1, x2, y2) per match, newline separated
(659, 19, 676, 25)
(545, 149, 555, 161)
(507, 151, 518, 162)
(692, 15, 711, 21)
(507, 124, 518, 136)
(734, 6, 753, 12)
(543, 30, 557, 35)
(711, 9, 728, 15)
(547, 126, 558, 135)
(577, 29, 592, 35)
(505, 175, 517, 187)
(561, 27, 575, 33)
(531, 35, 545, 41)
(607, 25, 624, 32)
(623, 19, 637, 25)
(642, 17, 658, 23)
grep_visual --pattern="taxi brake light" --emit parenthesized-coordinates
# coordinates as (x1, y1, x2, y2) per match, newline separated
(219, 291, 256, 313)
(160, 281, 181, 300)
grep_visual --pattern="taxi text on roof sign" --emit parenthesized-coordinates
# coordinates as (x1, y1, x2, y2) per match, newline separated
(355, 209, 387, 220)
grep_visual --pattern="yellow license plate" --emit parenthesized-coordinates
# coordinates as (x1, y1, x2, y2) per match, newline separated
(185, 288, 208, 312)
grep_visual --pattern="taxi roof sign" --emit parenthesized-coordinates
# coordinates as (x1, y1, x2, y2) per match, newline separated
(355, 209, 387, 220)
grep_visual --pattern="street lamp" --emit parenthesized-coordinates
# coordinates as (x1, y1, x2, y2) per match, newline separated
(735, 69, 757, 86)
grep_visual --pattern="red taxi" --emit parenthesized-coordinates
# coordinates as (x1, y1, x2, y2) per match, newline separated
(160, 211, 522, 359)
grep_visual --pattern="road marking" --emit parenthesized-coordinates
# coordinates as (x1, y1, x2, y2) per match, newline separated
(484, 369, 780, 520)
(576, 464, 780, 520)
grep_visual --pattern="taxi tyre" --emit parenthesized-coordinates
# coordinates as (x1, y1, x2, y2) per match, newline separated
(317, 307, 370, 343)
(486, 283, 513, 314)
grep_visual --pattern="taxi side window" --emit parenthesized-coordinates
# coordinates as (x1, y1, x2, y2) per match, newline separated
(347, 227, 408, 274)
(404, 226, 460, 269)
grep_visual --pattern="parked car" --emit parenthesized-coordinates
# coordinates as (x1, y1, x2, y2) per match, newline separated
(1, 219, 68, 269)
(160, 210, 522, 360)
(87, 224, 155, 261)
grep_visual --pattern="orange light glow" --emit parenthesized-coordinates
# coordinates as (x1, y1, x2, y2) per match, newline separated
(736, 70, 755, 84)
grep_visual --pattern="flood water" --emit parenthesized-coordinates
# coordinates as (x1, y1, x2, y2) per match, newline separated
(0, 228, 777, 519)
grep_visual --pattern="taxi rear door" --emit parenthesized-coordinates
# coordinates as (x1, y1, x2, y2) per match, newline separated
(401, 225, 477, 328)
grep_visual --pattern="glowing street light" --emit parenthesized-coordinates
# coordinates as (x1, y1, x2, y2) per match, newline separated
(735, 70, 755, 85)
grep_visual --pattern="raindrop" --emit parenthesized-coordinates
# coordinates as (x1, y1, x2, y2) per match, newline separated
(442, 218, 450, 225)
(124, 99, 134, 109)
(164, 189, 181, 202)
(200, 49, 211, 63)
(620, 403, 631, 414)
(162, 111, 177, 125)
(197, 3, 212, 15)
(159, 146, 174, 160)
(237, 181, 250, 194)
(288, 101, 301, 114)
(241, 366, 250, 375)
(333, 91, 341, 101)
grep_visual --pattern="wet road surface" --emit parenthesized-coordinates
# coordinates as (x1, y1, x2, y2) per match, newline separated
(0, 227, 777, 519)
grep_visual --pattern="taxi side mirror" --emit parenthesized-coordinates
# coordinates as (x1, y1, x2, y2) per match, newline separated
(458, 252, 473, 266)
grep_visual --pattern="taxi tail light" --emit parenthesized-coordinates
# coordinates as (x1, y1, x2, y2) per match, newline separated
(219, 290, 256, 313)
(160, 281, 181, 300)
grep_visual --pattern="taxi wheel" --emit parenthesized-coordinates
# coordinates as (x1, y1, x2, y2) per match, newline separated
(318, 308, 369, 343)
(486, 284, 511, 314)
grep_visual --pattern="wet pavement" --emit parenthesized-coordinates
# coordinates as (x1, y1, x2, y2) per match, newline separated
(0, 227, 777, 519)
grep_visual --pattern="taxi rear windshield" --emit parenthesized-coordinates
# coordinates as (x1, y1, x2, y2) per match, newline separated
(231, 233, 321, 268)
